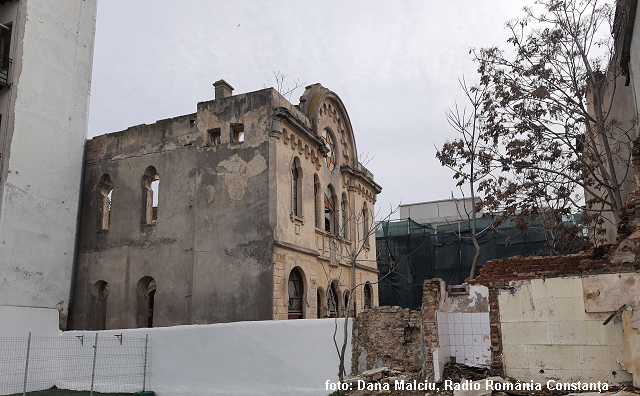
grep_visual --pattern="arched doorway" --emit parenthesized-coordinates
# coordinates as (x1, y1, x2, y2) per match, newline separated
(137, 276, 156, 328)
(288, 267, 304, 319)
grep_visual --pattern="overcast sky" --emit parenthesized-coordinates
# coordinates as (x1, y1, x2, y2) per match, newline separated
(88, 0, 532, 219)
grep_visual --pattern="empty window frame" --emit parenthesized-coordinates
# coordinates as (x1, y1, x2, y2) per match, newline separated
(136, 276, 156, 328)
(287, 267, 304, 319)
(231, 123, 244, 143)
(291, 158, 302, 217)
(363, 282, 373, 309)
(142, 166, 159, 224)
(314, 174, 320, 228)
(208, 128, 221, 146)
(341, 193, 348, 239)
(324, 185, 337, 234)
(327, 281, 340, 318)
(362, 203, 370, 247)
(98, 174, 114, 230)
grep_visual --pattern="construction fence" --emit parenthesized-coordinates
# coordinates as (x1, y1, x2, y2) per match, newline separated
(0, 333, 149, 396)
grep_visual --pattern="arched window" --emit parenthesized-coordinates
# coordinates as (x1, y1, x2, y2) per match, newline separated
(90, 280, 109, 330)
(288, 267, 304, 319)
(316, 286, 326, 318)
(314, 174, 320, 228)
(136, 276, 156, 328)
(291, 158, 302, 217)
(327, 281, 341, 318)
(343, 290, 351, 316)
(98, 174, 113, 230)
(341, 193, 348, 239)
(324, 185, 337, 234)
(364, 282, 373, 310)
(362, 203, 370, 247)
(142, 166, 159, 224)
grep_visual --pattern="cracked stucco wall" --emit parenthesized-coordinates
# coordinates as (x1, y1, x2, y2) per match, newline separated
(69, 90, 275, 329)
(0, 0, 97, 331)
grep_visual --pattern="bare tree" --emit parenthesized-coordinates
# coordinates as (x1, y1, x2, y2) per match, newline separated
(437, 78, 493, 279)
(465, 0, 636, 247)
(262, 71, 305, 101)
(318, 200, 429, 381)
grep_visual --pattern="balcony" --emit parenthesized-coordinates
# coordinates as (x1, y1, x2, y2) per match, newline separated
(0, 53, 10, 88)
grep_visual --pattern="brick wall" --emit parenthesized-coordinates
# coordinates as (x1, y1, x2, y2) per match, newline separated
(350, 306, 422, 375)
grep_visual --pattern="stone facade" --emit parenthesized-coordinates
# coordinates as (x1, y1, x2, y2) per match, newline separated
(68, 83, 381, 330)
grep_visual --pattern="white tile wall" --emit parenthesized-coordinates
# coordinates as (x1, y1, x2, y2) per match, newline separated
(437, 311, 490, 369)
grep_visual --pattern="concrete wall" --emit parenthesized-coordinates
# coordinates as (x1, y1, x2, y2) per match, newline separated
(0, 0, 97, 329)
(498, 276, 632, 384)
(68, 319, 351, 396)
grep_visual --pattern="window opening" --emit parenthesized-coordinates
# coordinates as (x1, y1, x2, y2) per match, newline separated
(143, 167, 159, 224)
(321, 128, 335, 170)
(288, 268, 304, 319)
(324, 186, 335, 233)
(91, 281, 109, 330)
(99, 174, 114, 230)
(208, 128, 221, 146)
(328, 282, 339, 318)
(231, 123, 244, 143)
(364, 282, 372, 309)
(291, 160, 300, 216)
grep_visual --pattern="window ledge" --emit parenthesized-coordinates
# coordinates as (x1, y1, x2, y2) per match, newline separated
(290, 213, 305, 224)
(314, 228, 352, 244)
(141, 222, 157, 228)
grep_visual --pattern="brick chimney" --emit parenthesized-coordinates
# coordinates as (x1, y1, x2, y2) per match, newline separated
(213, 79, 234, 99)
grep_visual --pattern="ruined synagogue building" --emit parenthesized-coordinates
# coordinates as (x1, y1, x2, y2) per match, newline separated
(69, 81, 381, 330)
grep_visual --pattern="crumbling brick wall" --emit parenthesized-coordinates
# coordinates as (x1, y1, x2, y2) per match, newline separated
(421, 279, 442, 381)
(351, 306, 422, 375)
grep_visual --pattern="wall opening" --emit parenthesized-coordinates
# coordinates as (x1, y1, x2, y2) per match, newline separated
(316, 286, 326, 318)
(324, 185, 336, 234)
(291, 158, 302, 217)
(142, 166, 159, 224)
(98, 174, 114, 230)
(363, 203, 370, 247)
(288, 267, 304, 319)
(314, 174, 320, 228)
(231, 123, 244, 143)
(90, 280, 109, 330)
(341, 193, 348, 239)
(328, 281, 341, 318)
(136, 276, 156, 328)
(208, 128, 221, 146)
(364, 282, 372, 309)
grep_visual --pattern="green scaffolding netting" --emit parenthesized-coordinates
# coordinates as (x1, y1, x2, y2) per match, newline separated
(375, 215, 580, 309)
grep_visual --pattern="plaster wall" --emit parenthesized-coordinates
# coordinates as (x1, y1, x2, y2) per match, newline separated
(0, 0, 97, 328)
(498, 276, 632, 384)
(66, 319, 351, 396)
(70, 90, 275, 329)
